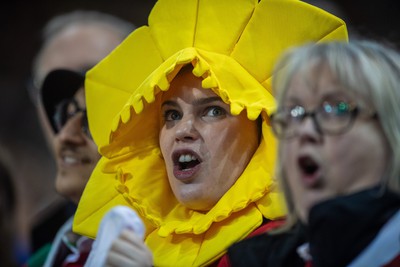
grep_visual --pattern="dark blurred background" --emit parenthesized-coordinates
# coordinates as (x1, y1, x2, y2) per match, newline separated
(0, 0, 398, 263)
(0, 0, 157, 262)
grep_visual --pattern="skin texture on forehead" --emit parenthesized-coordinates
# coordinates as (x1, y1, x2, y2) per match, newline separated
(36, 23, 124, 84)
(283, 61, 373, 112)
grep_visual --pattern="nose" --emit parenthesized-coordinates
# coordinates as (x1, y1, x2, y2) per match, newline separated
(296, 116, 321, 143)
(175, 116, 200, 142)
(56, 113, 87, 145)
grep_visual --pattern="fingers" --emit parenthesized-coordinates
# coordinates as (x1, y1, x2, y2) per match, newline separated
(105, 251, 132, 267)
(105, 229, 153, 267)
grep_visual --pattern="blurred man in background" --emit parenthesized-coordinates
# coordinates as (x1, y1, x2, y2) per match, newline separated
(25, 10, 134, 266)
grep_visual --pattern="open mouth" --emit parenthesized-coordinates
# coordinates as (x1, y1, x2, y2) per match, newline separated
(298, 155, 320, 187)
(172, 150, 202, 180)
(299, 156, 319, 175)
(177, 154, 201, 170)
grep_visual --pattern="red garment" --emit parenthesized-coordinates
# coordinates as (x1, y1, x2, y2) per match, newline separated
(62, 237, 92, 267)
(62, 251, 90, 267)
(217, 220, 285, 267)
(383, 254, 400, 267)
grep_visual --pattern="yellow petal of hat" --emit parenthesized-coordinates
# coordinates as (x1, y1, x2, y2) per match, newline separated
(74, 0, 347, 265)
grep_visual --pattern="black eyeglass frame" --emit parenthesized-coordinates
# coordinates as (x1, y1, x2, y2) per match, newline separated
(270, 103, 377, 139)
(53, 98, 91, 138)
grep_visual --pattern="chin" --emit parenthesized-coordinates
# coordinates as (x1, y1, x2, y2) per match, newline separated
(179, 196, 216, 211)
(55, 179, 85, 201)
(57, 187, 81, 203)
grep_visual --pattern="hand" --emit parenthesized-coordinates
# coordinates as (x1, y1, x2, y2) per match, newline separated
(105, 229, 153, 267)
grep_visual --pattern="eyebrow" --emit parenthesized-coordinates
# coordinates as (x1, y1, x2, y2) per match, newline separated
(285, 88, 351, 104)
(161, 96, 223, 108)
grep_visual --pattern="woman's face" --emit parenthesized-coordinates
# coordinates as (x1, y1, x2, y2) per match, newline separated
(281, 64, 390, 223)
(159, 70, 259, 211)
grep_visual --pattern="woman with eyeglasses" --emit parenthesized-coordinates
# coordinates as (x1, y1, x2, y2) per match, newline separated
(224, 41, 400, 267)
(71, 0, 349, 266)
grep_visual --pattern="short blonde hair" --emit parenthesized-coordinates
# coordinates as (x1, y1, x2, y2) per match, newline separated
(272, 40, 400, 225)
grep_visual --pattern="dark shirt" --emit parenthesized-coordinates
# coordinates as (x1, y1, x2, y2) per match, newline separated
(227, 187, 400, 267)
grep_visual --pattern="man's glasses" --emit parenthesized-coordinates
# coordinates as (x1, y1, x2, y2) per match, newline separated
(53, 98, 91, 138)
(270, 100, 377, 139)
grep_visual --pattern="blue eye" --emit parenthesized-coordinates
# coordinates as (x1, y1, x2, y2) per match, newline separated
(323, 101, 350, 116)
(164, 110, 182, 121)
(205, 106, 226, 117)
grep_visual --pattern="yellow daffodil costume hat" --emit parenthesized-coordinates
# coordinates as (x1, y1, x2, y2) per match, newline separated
(74, 0, 347, 265)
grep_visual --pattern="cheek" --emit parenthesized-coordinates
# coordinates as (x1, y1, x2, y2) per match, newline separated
(327, 131, 372, 171)
(159, 128, 173, 172)
(327, 139, 353, 169)
(201, 124, 232, 158)
(324, 127, 389, 190)
(211, 122, 258, 186)
(207, 125, 253, 166)
(280, 142, 303, 197)
(161, 132, 185, 196)
(159, 127, 169, 158)
(88, 141, 100, 158)
(281, 142, 297, 176)
(216, 118, 258, 153)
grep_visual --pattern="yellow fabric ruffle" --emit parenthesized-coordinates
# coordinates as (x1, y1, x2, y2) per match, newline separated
(74, 0, 348, 266)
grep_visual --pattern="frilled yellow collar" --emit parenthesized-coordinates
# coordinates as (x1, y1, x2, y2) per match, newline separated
(73, 0, 347, 265)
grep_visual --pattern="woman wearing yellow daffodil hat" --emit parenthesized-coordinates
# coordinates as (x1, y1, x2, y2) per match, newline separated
(73, 0, 347, 266)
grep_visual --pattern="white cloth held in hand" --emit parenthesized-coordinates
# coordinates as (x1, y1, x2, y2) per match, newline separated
(84, 205, 145, 267)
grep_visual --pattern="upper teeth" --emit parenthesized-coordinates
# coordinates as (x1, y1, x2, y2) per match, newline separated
(64, 156, 79, 164)
(179, 154, 197, 163)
